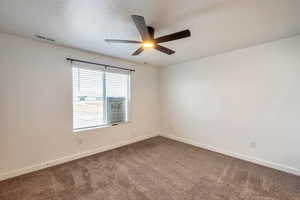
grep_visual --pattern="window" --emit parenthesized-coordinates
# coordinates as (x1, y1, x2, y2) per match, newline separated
(72, 62, 131, 131)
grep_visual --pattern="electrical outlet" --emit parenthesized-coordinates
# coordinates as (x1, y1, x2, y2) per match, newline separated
(77, 138, 83, 145)
(250, 142, 256, 149)
(169, 124, 174, 131)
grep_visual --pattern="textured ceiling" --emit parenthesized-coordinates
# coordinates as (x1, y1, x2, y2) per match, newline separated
(0, 0, 299, 66)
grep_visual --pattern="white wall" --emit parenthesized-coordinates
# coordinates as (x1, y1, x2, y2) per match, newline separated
(0, 33, 159, 180)
(1, 32, 300, 180)
(160, 35, 300, 175)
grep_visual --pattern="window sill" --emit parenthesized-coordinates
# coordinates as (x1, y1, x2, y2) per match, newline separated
(73, 121, 131, 133)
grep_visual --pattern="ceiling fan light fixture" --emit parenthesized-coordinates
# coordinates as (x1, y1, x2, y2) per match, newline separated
(105, 15, 191, 56)
(142, 41, 154, 48)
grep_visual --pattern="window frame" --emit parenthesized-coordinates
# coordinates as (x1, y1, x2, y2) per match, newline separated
(71, 62, 132, 132)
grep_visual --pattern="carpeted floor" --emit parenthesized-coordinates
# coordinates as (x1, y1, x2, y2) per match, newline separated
(0, 136, 299, 200)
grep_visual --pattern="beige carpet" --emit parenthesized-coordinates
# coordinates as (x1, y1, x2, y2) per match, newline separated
(0, 136, 299, 200)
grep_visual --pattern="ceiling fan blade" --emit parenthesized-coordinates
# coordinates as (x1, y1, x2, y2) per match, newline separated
(155, 29, 191, 43)
(132, 47, 144, 56)
(147, 26, 155, 39)
(155, 45, 175, 55)
(131, 15, 150, 41)
(105, 39, 141, 44)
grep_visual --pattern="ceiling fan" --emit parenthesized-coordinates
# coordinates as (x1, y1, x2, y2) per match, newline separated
(105, 15, 191, 56)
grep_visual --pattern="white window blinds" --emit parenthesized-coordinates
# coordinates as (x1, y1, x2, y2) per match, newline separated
(72, 62, 131, 131)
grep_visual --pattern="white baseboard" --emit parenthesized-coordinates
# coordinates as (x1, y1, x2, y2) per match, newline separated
(160, 133, 300, 177)
(0, 133, 159, 181)
(2, 133, 299, 181)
